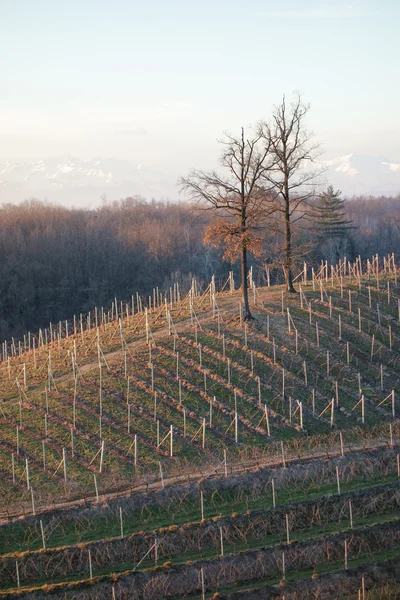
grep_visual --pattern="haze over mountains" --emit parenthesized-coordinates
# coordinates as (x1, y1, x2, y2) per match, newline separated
(0, 153, 399, 206)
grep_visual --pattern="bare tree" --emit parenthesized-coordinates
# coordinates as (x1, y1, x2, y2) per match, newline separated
(179, 128, 273, 320)
(259, 94, 323, 292)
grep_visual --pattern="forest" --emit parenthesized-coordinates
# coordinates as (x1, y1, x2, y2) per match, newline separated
(0, 192, 399, 342)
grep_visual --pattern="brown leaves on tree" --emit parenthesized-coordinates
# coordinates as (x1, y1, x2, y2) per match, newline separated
(203, 219, 264, 262)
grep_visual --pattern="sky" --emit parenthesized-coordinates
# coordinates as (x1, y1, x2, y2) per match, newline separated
(1, 0, 400, 177)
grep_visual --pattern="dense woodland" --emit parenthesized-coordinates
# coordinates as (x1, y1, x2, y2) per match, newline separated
(0, 193, 399, 342)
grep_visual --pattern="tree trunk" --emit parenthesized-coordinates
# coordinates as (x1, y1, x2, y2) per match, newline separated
(284, 196, 296, 293)
(241, 242, 253, 320)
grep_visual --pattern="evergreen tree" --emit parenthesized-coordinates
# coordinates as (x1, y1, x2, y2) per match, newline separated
(315, 186, 354, 239)
(314, 186, 355, 263)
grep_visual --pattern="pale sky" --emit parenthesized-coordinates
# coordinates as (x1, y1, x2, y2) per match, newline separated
(1, 0, 399, 176)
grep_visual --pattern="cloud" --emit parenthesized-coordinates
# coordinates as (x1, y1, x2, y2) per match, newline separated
(115, 127, 149, 136)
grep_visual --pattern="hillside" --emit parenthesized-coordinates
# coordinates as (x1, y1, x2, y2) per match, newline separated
(0, 257, 400, 599)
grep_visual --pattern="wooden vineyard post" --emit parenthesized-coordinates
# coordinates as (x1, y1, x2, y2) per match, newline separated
(344, 539, 348, 570)
(392, 390, 395, 418)
(397, 454, 400, 477)
(338, 315, 342, 341)
(358, 308, 362, 332)
(88, 549, 93, 579)
(234, 412, 238, 444)
(183, 409, 186, 438)
(94, 474, 99, 502)
(99, 440, 105, 473)
(265, 404, 271, 437)
(154, 537, 158, 565)
(42, 441, 46, 469)
(119, 507, 124, 538)
(26, 458, 30, 490)
(272, 478, 276, 508)
(273, 338, 276, 364)
(201, 566, 205, 600)
(31, 487, 36, 515)
(390, 424, 394, 448)
(11, 453, 15, 484)
(154, 392, 157, 422)
(133, 434, 138, 467)
(202, 418, 206, 449)
(340, 431, 344, 457)
(361, 394, 365, 425)
(349, 499, 353, 529)
(336, 465, 341, 495)
(156, 420, 160, 447)
(282, 551, 286, 582)
(285, 513, 290, 544)
(159, 462, 164, 488)
(170, 424, 173, 457)
(331, 399, 335, 427)
(200, 490, 204, 520)
(16, 561, 20, 590)
(40, 520, 46, 549)
(220, 526, 224, 556)
(303, 361, 308, 386)
(63, 447, 67, 482)
(267, 315, 270, 339)
(281, 441, 286, 468)
(257, 377, 262, 406)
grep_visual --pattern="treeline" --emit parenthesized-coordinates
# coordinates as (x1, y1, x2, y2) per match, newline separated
(0, 198, 224, 341)
(0, 194, 399, 342)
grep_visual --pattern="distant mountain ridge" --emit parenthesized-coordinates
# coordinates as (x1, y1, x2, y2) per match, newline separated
(322, 153, 400, 197)
(0, 153, 399, 206)
(0, 156, 176, 206)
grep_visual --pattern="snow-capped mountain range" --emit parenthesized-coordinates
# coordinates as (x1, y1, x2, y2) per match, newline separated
(0, 156, 177, 206)
(322, 154, 400, 197)
(0, 154, 399, 206)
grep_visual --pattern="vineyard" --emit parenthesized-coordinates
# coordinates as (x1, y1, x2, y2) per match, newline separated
(0, 255, 400, 599)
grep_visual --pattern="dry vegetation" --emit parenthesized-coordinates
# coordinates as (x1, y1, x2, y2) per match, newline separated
(0, 255, 400, 598)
